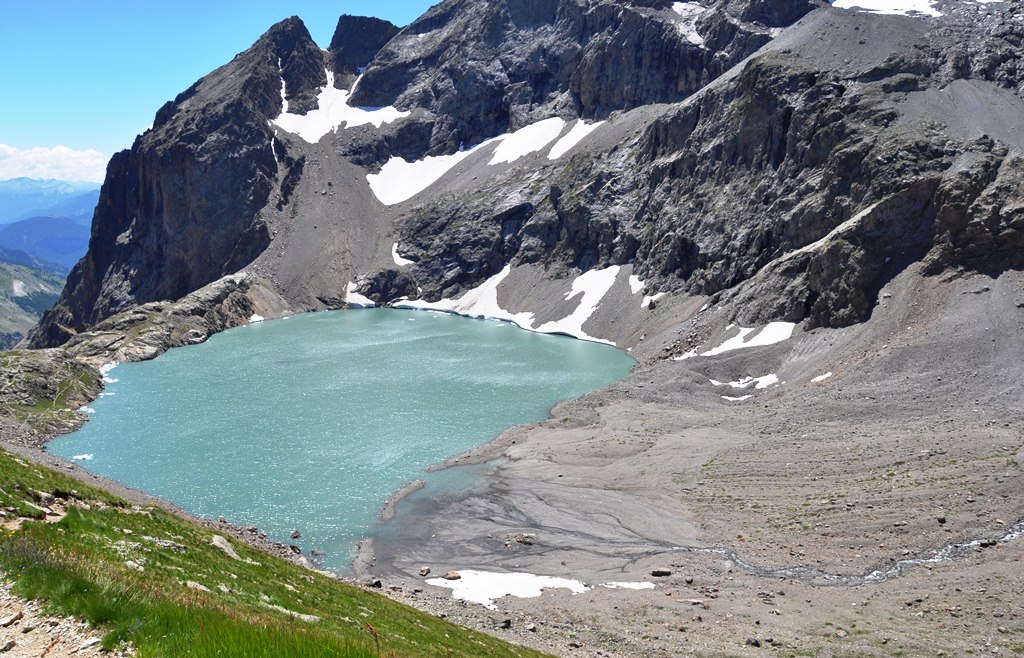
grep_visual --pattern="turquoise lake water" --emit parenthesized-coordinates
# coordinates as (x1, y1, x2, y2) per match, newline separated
(49, 309, 634, 570)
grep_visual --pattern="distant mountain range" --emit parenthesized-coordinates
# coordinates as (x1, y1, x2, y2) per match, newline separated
(0, 178, 98, 347)
(0, 178, 97, 275)
(0, 178, 99, 225)
(0, 216, 89, 272)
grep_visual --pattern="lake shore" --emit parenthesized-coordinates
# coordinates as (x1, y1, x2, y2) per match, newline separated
(357, 269, 1024, 657)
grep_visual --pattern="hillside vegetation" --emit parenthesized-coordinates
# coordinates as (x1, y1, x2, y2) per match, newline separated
(0, 448, 549, 658)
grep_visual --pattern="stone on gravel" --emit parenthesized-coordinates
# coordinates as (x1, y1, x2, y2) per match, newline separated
(0, 612, 21, 628)
(419, 566, 431, 577)
(651, 569, 673, 577)
(443, 570, 461, 580)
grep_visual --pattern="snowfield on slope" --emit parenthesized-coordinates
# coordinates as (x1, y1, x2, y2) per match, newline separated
(272, 70, 408, 143)
(367, 118, 605, 205)
(830, 0, 942, 17)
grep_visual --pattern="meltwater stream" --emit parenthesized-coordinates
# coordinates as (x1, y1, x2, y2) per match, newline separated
(49, 309, 634, 571)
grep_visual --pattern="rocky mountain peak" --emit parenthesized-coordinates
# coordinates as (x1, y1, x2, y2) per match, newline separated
(328, 15, 401, 91)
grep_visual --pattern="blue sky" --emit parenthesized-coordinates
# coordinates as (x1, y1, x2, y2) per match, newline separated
(0, 1, 435, 182)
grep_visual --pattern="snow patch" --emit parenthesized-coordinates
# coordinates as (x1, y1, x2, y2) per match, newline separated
(272, 70, 409, 144)
(699, 322, 796, 357)
(345, 282, 376, 308)
(811, 371, 833, 383)
(392, 265, 621, 345)
(369, 117, 590, 205)
(78, 407, 96, 415)
(672, 2, 707, 45)
(710, 374, 779, 390)
(600, 581, 656, 590)
(249, 314, 264, 323)
(722, 395, 753, 402)
(392, 265, 536, 328)
(642, 292, 667, 309)
(548, 120, 604, 159)
(426, 570, 589, 609)
(830, 0, 941, 17)
(367, 140, 494, 205)
(534, 266, 620, 345)
(490, 118, 566, 165)
(10, 280, 26, 297)
(391, 243, 415, 266)
(628, 274, 645, 295)
(277, 58, 289, 114)
(72, 454, 93, 461)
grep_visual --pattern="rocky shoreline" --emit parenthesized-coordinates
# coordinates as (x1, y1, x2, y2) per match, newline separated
(356, 266, 1024, 657)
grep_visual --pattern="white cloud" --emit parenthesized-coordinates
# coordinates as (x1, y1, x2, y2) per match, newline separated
(0, 144, 107, 183)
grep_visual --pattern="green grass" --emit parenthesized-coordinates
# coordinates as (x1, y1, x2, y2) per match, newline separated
(0, 449, 550, 657)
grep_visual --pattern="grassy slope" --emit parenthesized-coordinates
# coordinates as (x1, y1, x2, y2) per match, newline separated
(0, 449, 550, 658)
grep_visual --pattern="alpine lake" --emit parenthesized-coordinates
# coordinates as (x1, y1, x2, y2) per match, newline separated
(49, 308, 634, 570)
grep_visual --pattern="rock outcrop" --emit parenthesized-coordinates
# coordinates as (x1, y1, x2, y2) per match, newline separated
(27, 18, 323, 348)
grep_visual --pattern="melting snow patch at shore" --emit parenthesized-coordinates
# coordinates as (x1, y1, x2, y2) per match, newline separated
(344, 282, 376, 308)
(78, 406, 96, 414)
(534, 266, 620, 345)
(392, 265, 536, 328)
(99, 362, 119, 384)
(393, 265, 620, 345)
(72, 454, 93, 461)
(391, 243, 414, 266)
(830, 0, 942, 16)
(426, 570, 589, 609)
(548, 120, 604, 159)
(249, 314, 264, 323)
(812, 371, 833, 383)
(272, 70, 409, 143)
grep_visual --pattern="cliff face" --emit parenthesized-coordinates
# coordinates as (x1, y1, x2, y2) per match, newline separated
(28, 18, 323, 347)
(26, 0, 1024, 350)
(348, 0, 815, 157)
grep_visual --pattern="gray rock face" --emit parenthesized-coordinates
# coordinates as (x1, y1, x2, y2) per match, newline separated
(28, 18, 323, 348)
(329, 15, 401, 90)
(386, 4, 1024, 329)
(350, 0, 796, 157)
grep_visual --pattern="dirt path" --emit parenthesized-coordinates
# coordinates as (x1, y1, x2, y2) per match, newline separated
(0, 583, 133, 658)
